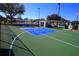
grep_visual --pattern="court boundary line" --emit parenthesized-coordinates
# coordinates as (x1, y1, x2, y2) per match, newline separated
(9, 27, 79, 56)
(9, 32, 25, 56)
(21, 27, 79, 49)
(20, 27, 57, 37)
(47, 30, 79, 45)
(58, 30, 79, 38)
(44, 35, 79, 49)
(9, 27, 35, 56)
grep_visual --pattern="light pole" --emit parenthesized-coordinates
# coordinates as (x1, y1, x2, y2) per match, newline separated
(75, 10, 79, 25)
(0, 19, 2, 48)
(58, 3, 60, 15)
(74, 10, 79, 30)
(38, 8, 40, 27)
(57, 3, 60, 28)
(76, 10, 79, 21)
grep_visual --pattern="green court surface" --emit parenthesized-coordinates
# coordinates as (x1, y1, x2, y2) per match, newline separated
(1, 25, 79, 56)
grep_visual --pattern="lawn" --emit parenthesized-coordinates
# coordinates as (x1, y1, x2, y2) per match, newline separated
(1, 25, 79, 56)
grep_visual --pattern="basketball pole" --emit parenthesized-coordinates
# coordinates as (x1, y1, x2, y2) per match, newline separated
(38, 8, 40, 27)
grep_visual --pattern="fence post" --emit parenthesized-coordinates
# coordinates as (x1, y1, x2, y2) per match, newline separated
(0, 21, 1, 48)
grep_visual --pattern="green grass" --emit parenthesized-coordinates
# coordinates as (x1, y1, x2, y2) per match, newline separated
(1, 25, 79, 56)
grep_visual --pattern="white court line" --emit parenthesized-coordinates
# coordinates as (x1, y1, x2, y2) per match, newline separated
(10, 32, 25, 49)
(21, 27, 79, 49)
(59, 30, 79, 38)
(9, 32, 25, 56)
(9, 27, 79, 56)
(45, 35, 79, 49)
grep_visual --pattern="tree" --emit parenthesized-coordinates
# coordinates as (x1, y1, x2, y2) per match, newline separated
(47, 14, 66, 27)
(0, 3, 25, 24)
(24, 18, 28, 20)
(0, 15, 7, 24)
(71, 21, 79, 30)
(39, 18, 45, 21)
(0, 15, 5, 22)
(72, 21, 79, 25)
(47, 14, 64, 21)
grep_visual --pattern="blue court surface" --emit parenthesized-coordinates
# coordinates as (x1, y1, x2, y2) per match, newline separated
(21, 27, 57, 36)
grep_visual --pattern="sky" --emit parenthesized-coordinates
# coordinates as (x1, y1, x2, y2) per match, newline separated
(21, 3, 79, 21)
(0, 3, 79, 21)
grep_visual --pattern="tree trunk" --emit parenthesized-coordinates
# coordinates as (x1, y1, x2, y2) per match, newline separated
(10, 16, 13, 24)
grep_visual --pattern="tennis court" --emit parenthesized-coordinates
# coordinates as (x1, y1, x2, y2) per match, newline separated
(1, 25, 79, 56)
(21, 27, 57, 36)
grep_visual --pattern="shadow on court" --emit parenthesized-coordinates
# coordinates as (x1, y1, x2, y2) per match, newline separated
(0, 25, 35, 56)
(0, 48, 14, 56)
(0, 39, 35, 56)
